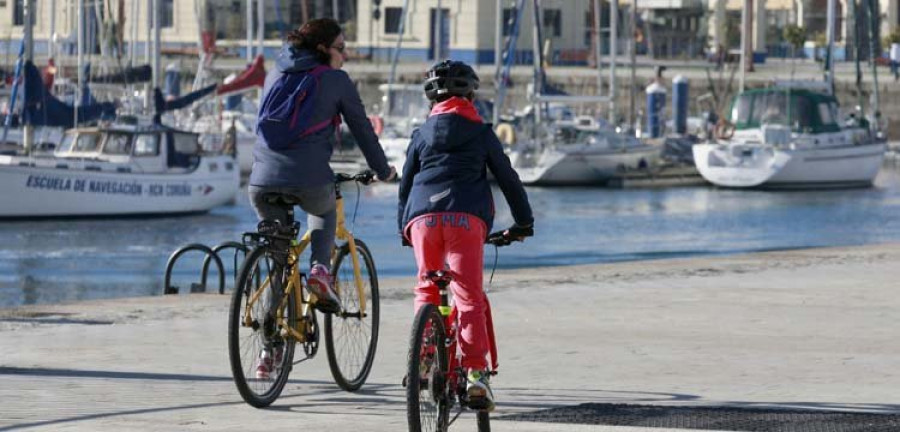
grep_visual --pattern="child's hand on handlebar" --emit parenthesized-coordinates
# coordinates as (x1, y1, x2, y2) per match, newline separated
(487, 223, 534, 246)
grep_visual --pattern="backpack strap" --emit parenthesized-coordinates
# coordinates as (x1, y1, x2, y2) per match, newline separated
(299, 65, 343, 138)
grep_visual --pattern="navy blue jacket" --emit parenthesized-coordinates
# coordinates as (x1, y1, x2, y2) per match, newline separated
(397, 112, 533, 236)
(250, 45, 391, 188)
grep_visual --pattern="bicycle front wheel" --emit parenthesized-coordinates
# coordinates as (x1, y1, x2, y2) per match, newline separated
(325, 239, 380, 391)
(407, 304, 449, 432)
(228, 245, 297, 407)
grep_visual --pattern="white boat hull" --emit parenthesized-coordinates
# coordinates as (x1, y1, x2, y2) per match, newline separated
(693, 142, 885, 188)
(0, 155, 240, 218)
(511, 145, 661, 185)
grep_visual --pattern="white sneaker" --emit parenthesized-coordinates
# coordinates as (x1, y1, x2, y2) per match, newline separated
(466, 369, 495, 412)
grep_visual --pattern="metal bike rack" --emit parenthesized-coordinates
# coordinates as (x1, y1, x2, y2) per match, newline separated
(201, 241, 249, 290)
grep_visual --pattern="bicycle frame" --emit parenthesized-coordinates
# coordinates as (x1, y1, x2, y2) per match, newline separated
(433, 274, 500, 401)
(242, 182, 370, 343)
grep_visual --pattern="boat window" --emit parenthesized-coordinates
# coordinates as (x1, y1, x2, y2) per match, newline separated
(818, 102, 837, 125)
(791, 96, 814, 130)
(385, 90, 429, 119)
(134, 134, 159, 156)
(73, 133, 101, 152)
(102, 133, 132, 155)
(172, 132, 200, 154)
(57, 134, 76, 153)
(751, 92, 790, 126)
(731, 95, 752, 124)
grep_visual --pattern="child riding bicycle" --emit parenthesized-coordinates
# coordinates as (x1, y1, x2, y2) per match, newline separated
(397, 59, 534, 411)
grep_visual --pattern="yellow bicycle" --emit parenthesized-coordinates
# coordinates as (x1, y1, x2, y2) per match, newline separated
(228, 171, 380, 407)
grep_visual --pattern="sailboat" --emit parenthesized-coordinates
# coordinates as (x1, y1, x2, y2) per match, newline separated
(499, 0, 661, 186)
(691, 0, 886, 188)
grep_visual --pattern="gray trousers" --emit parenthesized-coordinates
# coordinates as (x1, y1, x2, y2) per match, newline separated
(248, 184, 337, 270)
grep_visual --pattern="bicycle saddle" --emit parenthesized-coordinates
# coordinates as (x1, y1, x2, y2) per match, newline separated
(260, 192, 302, 207)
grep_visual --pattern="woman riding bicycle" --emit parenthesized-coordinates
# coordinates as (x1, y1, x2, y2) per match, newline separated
(250, 18, 395, 379)
(397, 60, 534, 411)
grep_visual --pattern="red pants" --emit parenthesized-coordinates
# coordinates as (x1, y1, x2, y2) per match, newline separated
(407, 212, 488, 370)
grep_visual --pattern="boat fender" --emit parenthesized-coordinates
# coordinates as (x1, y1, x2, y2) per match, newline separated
(369, 115, 384, 136)
(495, 122, 516, 146)
(715, 119, 735, 141)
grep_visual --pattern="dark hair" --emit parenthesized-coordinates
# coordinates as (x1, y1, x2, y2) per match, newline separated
(286, 18, 342, 64)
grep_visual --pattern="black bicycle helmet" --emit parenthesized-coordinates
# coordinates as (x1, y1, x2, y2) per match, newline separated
(423, 60, 480, 101)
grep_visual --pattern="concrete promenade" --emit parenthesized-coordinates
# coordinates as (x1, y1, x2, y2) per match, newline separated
(2, 243, 900, 431)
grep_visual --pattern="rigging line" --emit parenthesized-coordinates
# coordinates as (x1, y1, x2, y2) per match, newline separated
(488, 245, 499, 286)
(351, 180, 361, 233)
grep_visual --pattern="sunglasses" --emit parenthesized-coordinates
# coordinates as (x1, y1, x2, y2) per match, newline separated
(331, 44, 346, 54)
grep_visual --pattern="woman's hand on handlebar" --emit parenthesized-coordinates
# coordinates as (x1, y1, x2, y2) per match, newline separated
(377, 166, 398, 182)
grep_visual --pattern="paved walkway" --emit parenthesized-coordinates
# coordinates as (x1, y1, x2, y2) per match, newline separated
(2, 243, 900, 431)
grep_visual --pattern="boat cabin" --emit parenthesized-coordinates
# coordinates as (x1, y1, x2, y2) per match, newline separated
(53, 123, 214, 173)
(729, 88, 842, 134)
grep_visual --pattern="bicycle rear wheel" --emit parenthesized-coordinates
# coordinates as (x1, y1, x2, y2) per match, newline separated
(407, 304, 449, 432)
(228, 245, 297, 407)
(325, 239, 380, 391)
(477, 410, 491, 432)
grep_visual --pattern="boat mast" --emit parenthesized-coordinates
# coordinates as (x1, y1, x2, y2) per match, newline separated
(848, 0, 865, 119)
(825, 0, 835, 93)
(494, 0, 526, 127)
(386, 0, 410, 117)
(531, 0, 545, 128)
(77, 0, 84, 124)
(22, 0, 35, 152)
(246, 0, 253, 62)
(739, 0, 749, 91)
(143, 0, 151, 111)
(49, 0, 56, 61)
(257, 0, 265, 58)
(492, 0, 503, 126)
(153, 0, 161, 97)
(866, 0, 881, 122)
(608, 0, 618, 125)
(629, 0, 637, 129)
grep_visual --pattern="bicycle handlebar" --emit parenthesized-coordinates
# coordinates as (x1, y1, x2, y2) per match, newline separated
(335, 170, 377, 185)
(486, 225, 533, 247)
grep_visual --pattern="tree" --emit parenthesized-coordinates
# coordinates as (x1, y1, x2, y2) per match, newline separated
(783, 24, 806, 54)
(783, 24, 806, 79)
(882, 27, 900, 48)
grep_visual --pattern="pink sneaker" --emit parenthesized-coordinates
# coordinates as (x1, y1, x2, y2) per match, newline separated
(255, 346, 283, 380)
(308, 264, 341, 314)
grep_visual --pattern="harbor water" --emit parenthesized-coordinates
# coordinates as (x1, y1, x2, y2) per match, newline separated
(3, 166, 900, 308)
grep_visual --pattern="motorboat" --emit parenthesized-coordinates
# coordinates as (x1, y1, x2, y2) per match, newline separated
(0, 119, 240, 218)
(509, 115, 661, 185)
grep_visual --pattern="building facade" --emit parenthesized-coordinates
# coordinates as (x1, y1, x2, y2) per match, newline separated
(1, 0, 897, 62)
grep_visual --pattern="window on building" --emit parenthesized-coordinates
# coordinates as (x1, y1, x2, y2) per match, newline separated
(385, 7, 403, 34)
(160, 0, 174, 28)
(13, 0, 34, 26)
(502, 8, 516, 37)
(543, 9, 561, 37)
